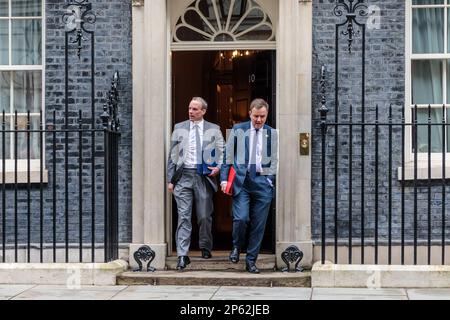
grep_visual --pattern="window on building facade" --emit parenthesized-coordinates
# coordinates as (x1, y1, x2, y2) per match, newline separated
(410, 0, 450, 154)
(0, 0, 43, 167)
(173, 0, 274, 43)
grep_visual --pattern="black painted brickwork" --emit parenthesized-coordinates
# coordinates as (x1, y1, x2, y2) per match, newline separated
(311, 0, 450, 245)
(0, 0, 132, 255)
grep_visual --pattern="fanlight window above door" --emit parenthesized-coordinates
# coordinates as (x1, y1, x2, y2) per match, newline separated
(173, 0, 274, 42)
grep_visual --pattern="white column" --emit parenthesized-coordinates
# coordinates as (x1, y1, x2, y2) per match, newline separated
(130, 0, 167, 269)
(276, 0, 313, 268)
(131, 0, 145, 247)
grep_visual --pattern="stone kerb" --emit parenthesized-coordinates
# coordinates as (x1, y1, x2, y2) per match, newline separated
(0, 259, 128, 286)
(312, 262, 450, 288)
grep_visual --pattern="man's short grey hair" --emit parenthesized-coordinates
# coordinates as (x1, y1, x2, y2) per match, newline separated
(249, 98, 269, 112)
(191, 97, 208, 110)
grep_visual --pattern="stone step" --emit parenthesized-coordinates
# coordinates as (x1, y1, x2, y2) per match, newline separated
(164, 253, 276, 271)
(117, 270, 311, 287)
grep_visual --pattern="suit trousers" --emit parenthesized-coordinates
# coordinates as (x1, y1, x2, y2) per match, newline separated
(232, 173, 274, 264)
(173, 169, 214, 256)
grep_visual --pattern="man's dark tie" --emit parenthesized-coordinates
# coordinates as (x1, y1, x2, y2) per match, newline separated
(195, 124, 203, 175)
(249, 128, 259, 179)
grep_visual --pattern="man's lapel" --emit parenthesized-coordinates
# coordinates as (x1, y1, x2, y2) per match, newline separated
(184, 120, 191, 131)
(244, 121, 251, 165)
(262, 127, 267, 161)
(262, 124, 271, 166)
(202, 120, 209, 150)
(202, 121, 210, 165)
(177, 120, 191, 168)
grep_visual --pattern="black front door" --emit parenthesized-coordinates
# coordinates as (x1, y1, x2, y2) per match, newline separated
(171, 50, 276, 254)
(248, 50, 276, 252)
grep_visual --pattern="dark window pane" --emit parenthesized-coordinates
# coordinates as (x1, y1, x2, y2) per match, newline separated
(15, 115, 39, 159)
(13, 71, 41, 113)
(0, 116, 11, 160)
(412, 60, 443, 105)
(236, 24, 273, 41)
(12, 19, 41, 65)
(0, 20, 8, 64)
(0, 71, 10, 113)
(412, 8, 444, 54)
(12, 0, 41, 17)
(413, 0, 444, 4)
(415, 108, 443, 153)
(176, 9, 213, 41)
(175, 25, 210, 41)
(448, 109, 450, 152)
(448, 9, 450, 53)
(219, 0, 248, 19)
(173, 0, 273, 42)
(447, 60, 450, 104)
(0, 0, 7, 17)
(198, 0, 219, 34)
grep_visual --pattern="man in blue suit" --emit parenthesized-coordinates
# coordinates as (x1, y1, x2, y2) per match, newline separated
(220, 98, 278, 273)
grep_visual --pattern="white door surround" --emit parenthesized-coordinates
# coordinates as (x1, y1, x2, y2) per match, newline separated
(130, 0, 313, 270)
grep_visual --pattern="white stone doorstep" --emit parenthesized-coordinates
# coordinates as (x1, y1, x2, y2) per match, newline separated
(312, 263, 450, 288)
(0, 259, 128, 286)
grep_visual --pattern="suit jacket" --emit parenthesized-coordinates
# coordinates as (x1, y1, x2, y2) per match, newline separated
(167, 120, 225, 192)
(220, 121, 278, 196)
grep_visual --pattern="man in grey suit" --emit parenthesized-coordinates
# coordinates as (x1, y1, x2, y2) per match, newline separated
(167, 97, 224, 270)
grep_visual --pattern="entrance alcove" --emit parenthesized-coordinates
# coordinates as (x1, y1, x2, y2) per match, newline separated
(130, 0, 314, 271)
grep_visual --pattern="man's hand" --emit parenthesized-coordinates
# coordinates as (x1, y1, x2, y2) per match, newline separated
(168, 183, 174, 193)
(221, 182, 228, 193)
(208, 166, 220, 177)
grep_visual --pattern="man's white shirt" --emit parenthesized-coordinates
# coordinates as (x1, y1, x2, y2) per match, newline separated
(185, 119, 204, 169)
(248, 122, 263, 173)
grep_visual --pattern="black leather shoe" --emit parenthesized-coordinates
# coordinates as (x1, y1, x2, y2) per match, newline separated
(176, 256, 190, 270)
(245, 262, 260, 274)
(229, 247, 240, 264)
(201, 248, 212, 259)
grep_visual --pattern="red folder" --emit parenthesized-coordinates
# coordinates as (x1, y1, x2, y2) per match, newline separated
(224, 166, 236, 196)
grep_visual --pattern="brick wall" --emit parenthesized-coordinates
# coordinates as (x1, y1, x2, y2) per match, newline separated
(311, 0, 450, 245)
(0, 0, 132, 254)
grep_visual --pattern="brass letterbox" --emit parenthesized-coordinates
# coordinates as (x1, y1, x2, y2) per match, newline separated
(300, 133, 310, 156)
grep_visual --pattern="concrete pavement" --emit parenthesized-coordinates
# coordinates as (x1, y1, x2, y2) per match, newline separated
(0, 285, 450, 300)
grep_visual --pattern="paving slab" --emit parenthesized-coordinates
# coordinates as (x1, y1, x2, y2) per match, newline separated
(407, 289, 450, 300)
(0, 285, 35, 300)
(312, 288, 408, 300)
(312, 295, 408, 300)
(11, 285, 127, 300)
(312, 263, 450, 288)
(11, 285, 450, 300)
(112, 285, 219, 300)
(313, 288, 407, 296)
(212, 286, 312, 300)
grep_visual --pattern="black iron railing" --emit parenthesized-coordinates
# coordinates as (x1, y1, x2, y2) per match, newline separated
(332, 0, 368, 264)
(0, 72, 120, 263)
(101, 72, 121, 263)
(319, 0, 450, 265)
(319, 73, 450, 265)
